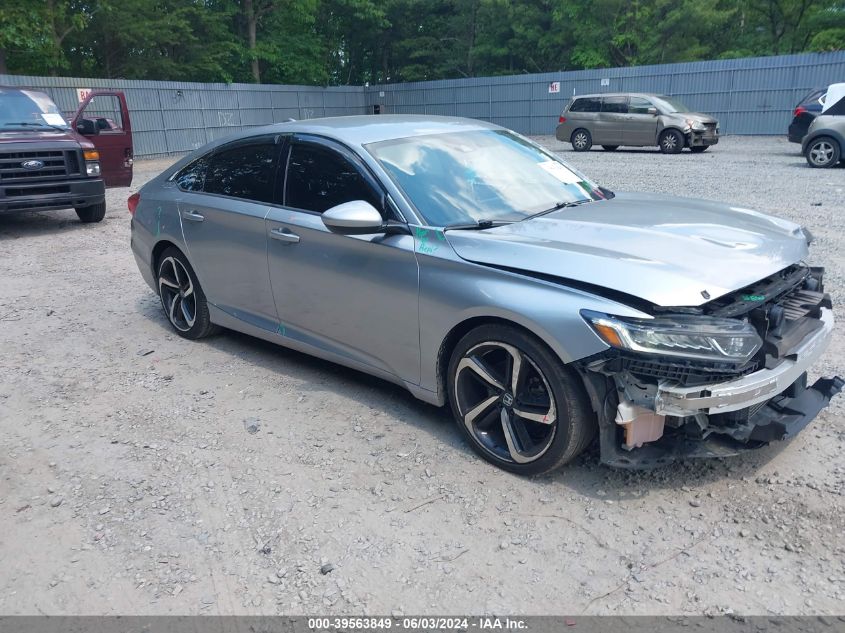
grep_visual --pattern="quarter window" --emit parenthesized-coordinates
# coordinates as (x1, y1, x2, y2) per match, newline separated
(285, 143, 381, 214)
(629, 97, 654, 114)
(569, 97, 600, 113)
(204, 141, 277, 203)
(601, 97, 627, 113)
(173, 155, 210, 192)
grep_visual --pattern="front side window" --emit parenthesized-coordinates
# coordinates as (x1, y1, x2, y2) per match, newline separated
(601, 97, 627, 113)
(285, 143, 381, 214)
(367, 129, 602, 227)
(204, 141, 277, 203)
(652, 95, 690, 114)
(570, 97, 600, 113)
(628, 97, 654, 114)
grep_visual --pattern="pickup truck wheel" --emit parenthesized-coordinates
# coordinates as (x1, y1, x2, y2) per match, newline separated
(805, 136, 841, 168)
(156, 247, 217, 340)
(690, 146, 708, 153)
(571, 129, 592, 152)
(75, 201, 106, 223)
(659, 129, 684, 154)
(447, 324, 596, 475)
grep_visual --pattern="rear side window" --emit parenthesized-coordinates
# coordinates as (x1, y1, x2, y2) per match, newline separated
(601, 97, 627, 113)
(173, 155, 210, 192)
(569, 97, 600, 113)
(285, 143, 381, 214)
(204, 141, 278, 203)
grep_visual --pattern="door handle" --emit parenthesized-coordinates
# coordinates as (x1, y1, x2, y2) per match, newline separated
(182, 210, 204, 222)
(269, 227, 300, 244)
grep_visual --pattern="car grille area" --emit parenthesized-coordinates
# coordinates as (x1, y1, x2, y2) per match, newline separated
(0, 150, 81, 182)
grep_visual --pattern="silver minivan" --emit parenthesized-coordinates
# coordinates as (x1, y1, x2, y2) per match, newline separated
(556, 93, 719, 154)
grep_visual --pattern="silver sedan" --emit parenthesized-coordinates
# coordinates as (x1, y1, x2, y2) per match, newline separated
(129, 115, 842, 473)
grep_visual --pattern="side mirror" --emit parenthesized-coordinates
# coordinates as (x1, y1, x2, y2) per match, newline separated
(321, 200, 385, 235)
(647, 107, 658, 116)
(76, 118, 99, 136)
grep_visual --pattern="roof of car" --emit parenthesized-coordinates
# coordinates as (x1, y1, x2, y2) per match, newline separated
(237, 114, 500, 147)
(570, 93, 666, 100)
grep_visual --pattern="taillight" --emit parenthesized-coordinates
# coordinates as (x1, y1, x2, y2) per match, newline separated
(794, 105, 807, 117)
(128, 192, 140, 216)
(559, 116, 567, 123)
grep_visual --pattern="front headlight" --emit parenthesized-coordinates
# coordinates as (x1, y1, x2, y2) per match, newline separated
(86, 161, 101, 177)
(686, 119, 706, 131)
(582, 310, 762, 363)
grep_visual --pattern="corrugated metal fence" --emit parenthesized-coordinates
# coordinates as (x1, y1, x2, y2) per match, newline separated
(0, 75, 367, 158)
(375, 51, 845, 137)
(3, 51, 844, 158)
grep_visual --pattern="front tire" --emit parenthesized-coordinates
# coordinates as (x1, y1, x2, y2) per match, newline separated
(156, 247, 217, 340)
(75, 201, 106, 223)
(805, 136, 841, 168)
(659, 129, 684, 154)
(571, 129, 592, 152)
(447, 324, 595, 475)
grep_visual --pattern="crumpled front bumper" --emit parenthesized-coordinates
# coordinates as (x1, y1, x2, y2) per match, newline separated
(595, 308, 842, 469)
(655, 308, 835, 416)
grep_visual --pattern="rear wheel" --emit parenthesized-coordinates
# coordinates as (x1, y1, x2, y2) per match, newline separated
(690, 146, 708, 153)
(601, 145, 619, 151)
(156, 247, 217, 340)
(659, 129, 684, 154)
(805, 136, 841, 168)
(75, 201, 106, 223)
(571, 129, 592, 152)
(447, 324, 595, 475)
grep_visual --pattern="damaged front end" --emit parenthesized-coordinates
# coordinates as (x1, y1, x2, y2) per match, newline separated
(577, 265, 843, 468)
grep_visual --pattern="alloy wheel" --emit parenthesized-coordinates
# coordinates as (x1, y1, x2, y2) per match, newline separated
(158, 256, 197, 332)
(808, 140, 835, 166)
(572, 132, 589, 150)
(454, 341, 557, 464)
(661, 133, 678, 151)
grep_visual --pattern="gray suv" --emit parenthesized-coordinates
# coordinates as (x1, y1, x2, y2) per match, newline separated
(556, 93, 719, 154)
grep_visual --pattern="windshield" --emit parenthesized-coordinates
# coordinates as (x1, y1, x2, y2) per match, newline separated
(0, 88, 69, 130)
(366, 129, 603, 226)
(652, 96, 691, 114)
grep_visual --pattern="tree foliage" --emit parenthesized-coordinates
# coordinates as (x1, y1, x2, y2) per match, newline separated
(1, 0, 842, 83)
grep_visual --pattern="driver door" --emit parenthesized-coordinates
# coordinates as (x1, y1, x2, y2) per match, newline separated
(71, 91, 133, 187)
(265, 135, 420, 384)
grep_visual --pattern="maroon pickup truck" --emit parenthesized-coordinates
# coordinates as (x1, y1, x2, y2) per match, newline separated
(0, 86, 134, 222)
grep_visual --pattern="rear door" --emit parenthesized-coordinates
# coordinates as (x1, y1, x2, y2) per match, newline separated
(624, 96, 659, 145)
(71, 91, 133, 187)
(595, 96, 627, 145)
(175, 135, 283, 332)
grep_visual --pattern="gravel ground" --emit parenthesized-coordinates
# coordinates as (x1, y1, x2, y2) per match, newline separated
(0, 135, 843, 616)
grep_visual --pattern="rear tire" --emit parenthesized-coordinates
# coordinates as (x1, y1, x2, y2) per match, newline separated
(156, 247, 217, 340)
(659, 129, 684, 154)
(805, 136, 841, 168)
(447, 324, 595, 475)
(571, 129, 592, 152)
(690, 146, 708, 153)
(602, 145, 619, 151)
(75, 201, 106, 223)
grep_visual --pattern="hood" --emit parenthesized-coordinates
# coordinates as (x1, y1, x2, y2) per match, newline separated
(0, 128, 89, 148)
(445, 192, 808, 308)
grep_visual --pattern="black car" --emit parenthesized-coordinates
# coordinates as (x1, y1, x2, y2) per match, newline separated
(788, 88, 826, 143)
